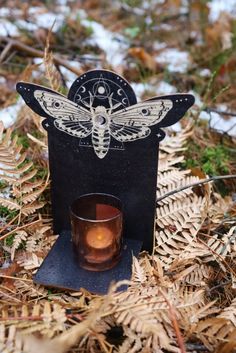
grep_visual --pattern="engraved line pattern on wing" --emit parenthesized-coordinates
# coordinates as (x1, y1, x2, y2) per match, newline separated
(110, 124, 150, 142)
(55, 120, 93, 138)
(111, 100, 173, 126)
(34, 91, 91, 121)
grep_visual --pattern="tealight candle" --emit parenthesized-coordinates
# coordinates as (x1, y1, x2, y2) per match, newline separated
(70, 193, 123, 271)
(86, 226, 113, 249)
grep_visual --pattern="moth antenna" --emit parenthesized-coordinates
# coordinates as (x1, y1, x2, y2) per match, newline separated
(89, 91, 95, 109)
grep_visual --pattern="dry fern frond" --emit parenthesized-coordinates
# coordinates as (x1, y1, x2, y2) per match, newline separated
(219, 298, 236, 326)
(160, 124, 193, 155)
(206, 226, 236, 261)
(0, 324, 20, 353)
(192, 317, 236, 351)
(44, 30, 62, 91)
(208, 193, 233, 225)
(0, 122, 48, 224)
(106, 283, 207, 353)
(155, 196, 206, 267)
(16, 253, 43, 272)
(157, 175, 200, 206)
(13, 280, 48, 300)
(157, 169, 190, 188)
(131, 256, 147, 283)
(169, 259, 213, 287)
(0, 302, 66, 328)
(10, 231, 27, 261)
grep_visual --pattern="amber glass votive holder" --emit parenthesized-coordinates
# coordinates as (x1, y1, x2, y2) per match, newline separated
(70, 193, 123, 271)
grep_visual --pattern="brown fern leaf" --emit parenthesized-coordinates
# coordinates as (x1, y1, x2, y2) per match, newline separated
(158, 154, 185, 173)
(13, 280, 48, 300)
(21, 186, 46, 205)
(111, 285, 206, 352)
(11, 231, 28, 261)
(158, 169, 190, 188)
(192, 317, 236, 351)
(219, 298, 236, 326)
(0, 324, 22, 353)
(44, 31, 62, 91)
(0, 197, 20, 211)
(131, 256, 147, 283)
(206, 226, 236, 260)
(21, 202, 45, 216)
(155, 195, 206, 267)
(157, 175, 200, 206)
(12, 180, 44, 197)
(0, 302, 67, 337)
(0, 122, 48, 223)
(159, 124, 193, 155)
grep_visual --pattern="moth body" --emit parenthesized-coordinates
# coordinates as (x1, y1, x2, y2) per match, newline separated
(92, 106, 111, 159)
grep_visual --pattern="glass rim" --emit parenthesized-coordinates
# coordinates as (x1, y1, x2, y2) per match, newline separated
(70, 193, 123, 223)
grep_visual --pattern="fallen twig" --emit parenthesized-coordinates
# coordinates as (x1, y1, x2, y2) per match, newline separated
(159, 289, 187, 353)
(0, 218, 42, 240)
(156, 174, 236, 204)
(0, 38, 83, 77)
(205, 107, 236, 117)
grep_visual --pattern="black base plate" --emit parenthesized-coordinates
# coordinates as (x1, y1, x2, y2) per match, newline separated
(33, 231, 142, 294)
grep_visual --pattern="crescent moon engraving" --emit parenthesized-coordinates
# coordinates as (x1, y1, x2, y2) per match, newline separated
(80, 86, 86, 93)
(122, 97, 128, 105)
(118, 89, 123, 96)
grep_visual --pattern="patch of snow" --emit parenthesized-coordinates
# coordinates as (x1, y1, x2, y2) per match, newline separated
(34, 13, 65, 31)
(57, 0, 68, 5)
(145, 16, 153, 25)
(130, 82, 153, 100)
(156, 81, 177, 95)
(0, 8, 21, 17)
(199, 68, 211, 77)
(33, 58, 43, 65)
(0, 100, 23, 128)
(180, 0, 189, 14)
(10, 7, 66, 31)
(199, 110, 236, 136)
(153, 41, 167, 51)
(81, 18, 129, 68)
(0, 186, 11, 199)
(155, 48, 191, 73)
(16, 20, 38, 32)
(190, 31, 203, 45)
(60, 61, 82, 85)
(131, 81, 177, 100)
(208, 0, 236, 22)
(0, 19, 19, 36)
(188, 90, 203, 109)
(76, 9, 87, 20)
(158, 23, 173, 31)
(0, 259, 11, 269)
(143, 0, 165, 9)
(169, 122, 182, 132)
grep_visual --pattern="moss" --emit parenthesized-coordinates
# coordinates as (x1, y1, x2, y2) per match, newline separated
(5, 234, 15, 247)
(15, 133, 30, 149)
(183, 144, 230, 176)
(0, 206, 18, 219)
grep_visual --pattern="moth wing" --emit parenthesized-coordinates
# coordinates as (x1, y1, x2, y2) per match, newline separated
(16, 82, 92, 121)
(55, 120, 93, 138)
(34, 90, 91, 121)
(111, 100, 173, 127)
(110, 123, 150, 142)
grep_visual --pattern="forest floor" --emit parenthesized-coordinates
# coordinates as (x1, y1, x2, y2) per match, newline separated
(0, 1, 236, 353)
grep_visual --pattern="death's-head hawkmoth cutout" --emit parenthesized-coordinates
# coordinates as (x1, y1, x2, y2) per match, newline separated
(16, 70, 195, 159)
